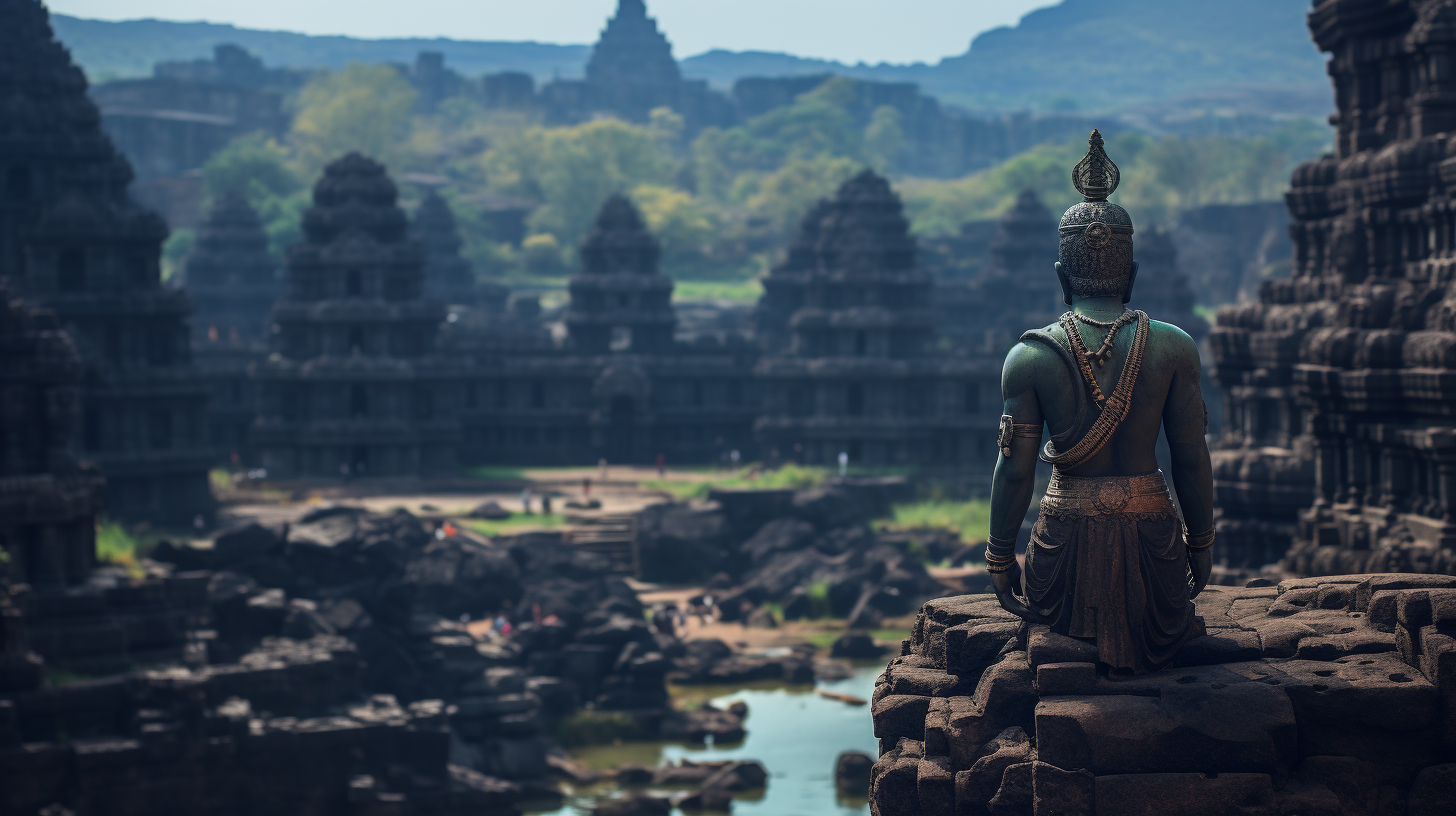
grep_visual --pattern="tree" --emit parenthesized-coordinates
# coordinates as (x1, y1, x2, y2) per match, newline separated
(203, 133, 308, 255)
(632, 184, 716, 274)
(290, 63, 419, 177)
(864, 106, 907, 173)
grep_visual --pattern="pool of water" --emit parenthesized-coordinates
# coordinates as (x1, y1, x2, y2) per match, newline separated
(538, 665, 883, 816)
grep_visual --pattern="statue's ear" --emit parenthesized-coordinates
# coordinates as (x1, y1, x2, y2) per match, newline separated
(1123, 261, 1139, 305)
(1055, 262, 1073, 306)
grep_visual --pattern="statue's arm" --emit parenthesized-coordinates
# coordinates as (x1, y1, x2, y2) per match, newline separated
(990, 342, 1044, 541)
(987, 341, 1044, 620)
(1161, 328, 1215, 592)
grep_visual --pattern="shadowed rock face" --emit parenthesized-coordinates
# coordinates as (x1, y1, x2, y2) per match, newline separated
(0, 0, 213, 525)
(252, 152, 460, 479)
(1212, 0, 1456, 578)
(869, 575, 1456, 816)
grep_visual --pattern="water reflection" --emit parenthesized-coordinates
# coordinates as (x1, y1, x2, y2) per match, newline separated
(540, 665, 883, 816)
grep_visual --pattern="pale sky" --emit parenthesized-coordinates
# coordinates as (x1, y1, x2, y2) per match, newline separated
(45, 0, 1056, 65)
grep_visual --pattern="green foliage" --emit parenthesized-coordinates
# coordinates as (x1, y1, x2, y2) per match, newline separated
(631, 184, 717, 272)
(642, 464, 829, 501)
(462, 513, 568, 538)
(880, 499, 993, 542)
(904, 122, 1331, 237)
(549, 709, 650, 747)
(202, 133, 308, 255)
(483, 119, 674, 248)
(864, 106, 907, 173)
(95, 519, 157, 576)
(672, 279, 764, 304)
(161, 228, 194, 282)
(290, 63, 419, 177)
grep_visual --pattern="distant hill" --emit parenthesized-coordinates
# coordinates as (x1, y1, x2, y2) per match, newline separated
(54, 0, 1328, 115)
(50, 14, 589, 83)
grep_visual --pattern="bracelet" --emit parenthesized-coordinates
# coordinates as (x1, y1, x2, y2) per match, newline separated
(986, 534, 1017, 558)
(984, 558, 1017, 574)
(1185, 527, 1216, 551)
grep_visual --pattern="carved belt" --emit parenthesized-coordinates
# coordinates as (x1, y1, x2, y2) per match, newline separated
(1040, 469, 1174, 517)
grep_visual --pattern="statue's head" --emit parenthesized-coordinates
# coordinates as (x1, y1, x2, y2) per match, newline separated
(1056, 130, 1136, 304)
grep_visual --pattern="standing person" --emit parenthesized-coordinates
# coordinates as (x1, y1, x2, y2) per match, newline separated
(987, 132, 1213, 675)
(520, 488, 532, 515)
(656, 453, 666, 478)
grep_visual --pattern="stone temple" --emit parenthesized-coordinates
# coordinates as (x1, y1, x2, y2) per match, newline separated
(413, 189, 481, 308)
(186, 190, 280, 463)
(0, 0, 213, 524)
(754, 171, 994, 469)
(459, 194, 759, 466)
(252, 153, 461, 478)
(1214, 0, 1456, 576)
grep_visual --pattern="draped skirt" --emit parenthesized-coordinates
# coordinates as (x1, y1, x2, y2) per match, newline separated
(1022, 469, 1205, 674)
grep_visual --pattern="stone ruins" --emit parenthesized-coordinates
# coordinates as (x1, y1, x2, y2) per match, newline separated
(868, 576, 1456, 816)
(458, 193, 759, 466)
(754, 171, 992, 469)
(0, 0, 213, 525)
(1213, 0, 1456, 577)
(185, 191, 280, 464)
(252, 153, 462, 479)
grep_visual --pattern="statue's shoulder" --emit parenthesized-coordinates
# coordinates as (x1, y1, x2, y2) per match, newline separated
(1144, 317, 1202, 369)
(1003, 323, 1068, 380)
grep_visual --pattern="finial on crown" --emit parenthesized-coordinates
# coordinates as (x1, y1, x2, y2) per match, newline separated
(1072, 129, 1120, 202)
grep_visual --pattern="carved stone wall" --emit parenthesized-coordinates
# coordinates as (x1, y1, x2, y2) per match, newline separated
(252, 153, 461, 478)
(754, 171, 997, 470)
(186, 191, 280, 463)
(0, 0, 213, 524)
(1214, 0, 1456, 575)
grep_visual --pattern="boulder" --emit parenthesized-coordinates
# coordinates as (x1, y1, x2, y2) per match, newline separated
(832, 632, 886, 659)
(835, 751, 874, 796)
(593, 792, 673, 816)
(740, 518, 818, 567)
(213, 522, 284, 565)
(634, 502, 733, 583)
(470, 501, 511, 520)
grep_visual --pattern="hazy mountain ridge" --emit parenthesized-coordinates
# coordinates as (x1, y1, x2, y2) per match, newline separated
(55, 0, 1328, 114)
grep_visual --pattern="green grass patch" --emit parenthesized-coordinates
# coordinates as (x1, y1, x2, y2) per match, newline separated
(548, 709, 651, 747)
(879, 499, 992, 541)
(462, 512, 568, 538)
(673, 279, 764, 303)
(95, 519, 160, 577)
(872, 628, 912, 644)
(209, 468, 234, 492)
(642, 463, 829, 501)
(460, 465, 527, 482)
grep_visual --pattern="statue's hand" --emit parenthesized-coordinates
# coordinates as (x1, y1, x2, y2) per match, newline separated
(1189, 549, 1213, 597)
(991, 561, 1038, 623)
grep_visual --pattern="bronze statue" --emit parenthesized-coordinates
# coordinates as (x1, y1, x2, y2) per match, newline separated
(988, 130, 1215, 675)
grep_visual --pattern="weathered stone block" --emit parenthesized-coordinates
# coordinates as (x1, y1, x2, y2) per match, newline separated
(1170, 629, 1263, 667)
(946, 654, 1037, 770)
(1026, 626, 1096, 667)
(917, 756, 955, 816)
(986, 762, 1032, 816)
(957, 727, 1033, 809)
(888, 666, 972, 698)
(1092, 773, 1275, 816)
(873, 695, 932, 743)
(945, 621, 1021, 680)
(1408, 763, 1456, 816)
(1034, 683, 1296, 777)
(870, 744, 920, 816)
(1030, 761, 1092, 816)
(1034, 662, 1096, 696)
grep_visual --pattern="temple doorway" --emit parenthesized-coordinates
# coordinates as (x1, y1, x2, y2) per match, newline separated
(609, 396, 635, 463)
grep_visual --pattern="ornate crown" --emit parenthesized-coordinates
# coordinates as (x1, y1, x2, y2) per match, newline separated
(1057, 130, 1135, 298)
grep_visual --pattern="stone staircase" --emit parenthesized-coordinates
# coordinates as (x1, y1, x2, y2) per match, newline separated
(565, 512, 638, 576)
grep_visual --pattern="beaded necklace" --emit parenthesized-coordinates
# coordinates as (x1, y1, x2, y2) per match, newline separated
(1059, 309, 1136, 408)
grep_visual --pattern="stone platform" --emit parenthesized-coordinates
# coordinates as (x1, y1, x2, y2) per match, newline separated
(869, 575, 1456, 816)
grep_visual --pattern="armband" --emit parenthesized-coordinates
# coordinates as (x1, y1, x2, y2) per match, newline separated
(998, 415, 1042, 458)
(1185, 526, 1216, 551)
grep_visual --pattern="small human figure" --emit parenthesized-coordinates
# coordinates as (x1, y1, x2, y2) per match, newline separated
(542, 495, 552, 515)
(739, 599, 753, 629)
(520, 488, 532, 515)
(532, 603, 542, 625)
(838, 451, 849, 476)
(583, 477, 592, 497)
(598, 458, 609, 482)
(656, 453, 666, 478)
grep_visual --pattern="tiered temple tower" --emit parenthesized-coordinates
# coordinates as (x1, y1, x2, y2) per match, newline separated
(538, 0, 735, 132)
(0, 0, 213, 524)
(185, 191, 279, 462)
(252, 153, 460, 478)
(755, 171, 993, 469)
(564, 194, 677, 355)
(1213, 0, 1456, 575)
(412, 189, 479, 307)
(951, 189, 1061, 355)
(459, 195, 757, 466)
(0, 286, 103, 591)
